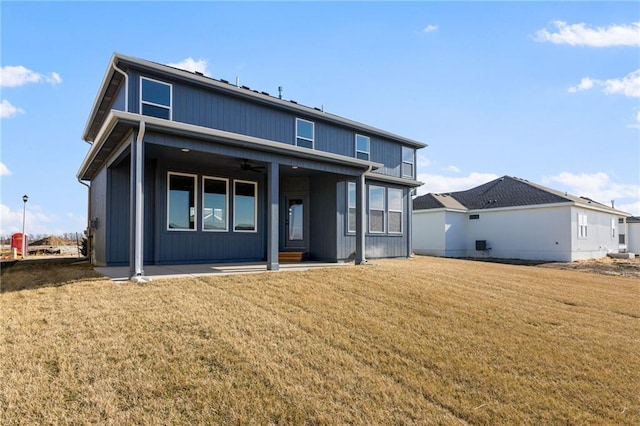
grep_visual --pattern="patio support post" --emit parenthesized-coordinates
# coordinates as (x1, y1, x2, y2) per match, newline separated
(407, 188, 413, 257)
(355, 172, 367, 264)
(267, 161, 279, 271)
(130, 122, 147, 281)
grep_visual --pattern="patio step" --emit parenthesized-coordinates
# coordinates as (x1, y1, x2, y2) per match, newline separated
(279, 251, 305, 263)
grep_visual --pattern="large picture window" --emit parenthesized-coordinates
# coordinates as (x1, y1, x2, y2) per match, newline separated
(402, 146, 414, 178)
(203, 177, 228, 231)
(369, 185, 385, 233)
(388, 188, 403, 234)
(355, 134, 370, 160)
(347, 182, 356, 233)
(234, 180, 257, 232)
(167, 173, 196, 230)
(296, 118, 314, 149)
(141, 77, 172, 119)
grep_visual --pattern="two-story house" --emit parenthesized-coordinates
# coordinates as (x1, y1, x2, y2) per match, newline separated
(78, 53, 426, 280)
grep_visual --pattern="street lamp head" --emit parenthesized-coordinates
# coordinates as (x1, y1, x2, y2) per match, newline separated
(22, 195, 28, 203)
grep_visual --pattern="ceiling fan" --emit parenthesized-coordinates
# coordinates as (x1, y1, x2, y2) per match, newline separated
(239, 159, 266, 173)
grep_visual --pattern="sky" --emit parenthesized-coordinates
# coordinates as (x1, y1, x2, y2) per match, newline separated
(1, 1, 639, 236)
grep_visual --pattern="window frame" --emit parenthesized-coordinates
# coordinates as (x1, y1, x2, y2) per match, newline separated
(347, 181, 356, 234)
(402, 146, 415, 178)
(202, 176, 229, 232)
(387, 188, 403, 234)
(355, 134, 370, 160)
(167, 172, 197, 232)
(233, 180, 258, 233)
(368, 185, 386, 234)
(578, 212, 588, 239)
(295, 118, 315, 149)
(140, 76, 172, 120)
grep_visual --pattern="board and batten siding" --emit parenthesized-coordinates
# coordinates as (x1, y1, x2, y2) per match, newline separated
(309, 175, 338, 261)
(89, 164, 108, 266)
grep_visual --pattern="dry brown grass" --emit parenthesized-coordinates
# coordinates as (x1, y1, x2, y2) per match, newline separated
(1, 258, 104, 293)
(1, 256, 638, 424)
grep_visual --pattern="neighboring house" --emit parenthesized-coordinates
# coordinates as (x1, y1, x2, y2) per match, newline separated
(625, 216, 640, 254)
(412, 176, 630, 262)
(78, 53, 425, 279)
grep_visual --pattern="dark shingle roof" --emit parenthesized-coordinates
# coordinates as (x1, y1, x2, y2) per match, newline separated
(413, 175, 627, 215)
(627, 216, 640, 223)
(413, 193, 466, 210)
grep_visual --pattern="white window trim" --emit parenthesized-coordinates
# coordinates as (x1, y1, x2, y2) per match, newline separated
(387, 188, 403, 234)
(347, 181, 356, 234)
(355, 134, 370, 160)
(202, 176, 229, 232)
(295, 118, 314, 148)
(368, 185, 386, 234)
(233, 179, 258, 233)
(167, 172, 197, 232)
(402, 146, 414, 178)
(578, 212, 588, 239)
(140, 76, 173, 120)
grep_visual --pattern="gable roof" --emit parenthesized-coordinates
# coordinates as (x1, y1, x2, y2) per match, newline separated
(413, 175, 629, 216)
(83, 53, 427, 150)
(413, 193, 466, 210)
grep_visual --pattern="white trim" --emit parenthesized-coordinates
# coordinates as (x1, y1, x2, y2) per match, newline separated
(202, 176, 229, 232)
(167, 172, 197, 231)
(577, 211, 588, 239)
(368, 185, 386, 234)
(402, 146, 414, 178)
(355, 134, 370, 160)
(295, 118, 314, 149)
(387, 188, 403, 234)
(233, 179, 258, 233)
(347, 181, 356, 234)
(140, 76, 172, 120)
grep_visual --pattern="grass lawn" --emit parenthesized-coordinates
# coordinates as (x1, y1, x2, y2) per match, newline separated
(1, 256, 638, 424)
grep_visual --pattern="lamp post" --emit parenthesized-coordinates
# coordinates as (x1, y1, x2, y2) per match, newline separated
(22, 195, 28, 259)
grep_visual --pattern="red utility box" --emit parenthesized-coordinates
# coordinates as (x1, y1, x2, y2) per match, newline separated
(11, 233, 27, 256)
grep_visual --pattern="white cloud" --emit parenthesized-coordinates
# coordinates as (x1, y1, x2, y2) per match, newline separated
(0, 162, 11, 176)
(0, 203, 86, 237)
(543, 172, 640, 214)
(0, 99, 24, 119)
(534, 21, 640, 47)
(0, 65, 63, 87)
(617, 200, 640, 217)
(415, 172, 499, 196)
(167, 57, 211, 77)
(444, 165, 461, 173)
(568, 69, 640, 98)
(423, 24, 439, 33)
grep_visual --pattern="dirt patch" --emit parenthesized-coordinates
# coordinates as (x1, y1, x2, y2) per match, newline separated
(1, 257, 106, 293)
(538, 257, 640, 279)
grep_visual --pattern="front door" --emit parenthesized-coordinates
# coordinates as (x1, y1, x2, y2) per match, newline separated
(285, 195, 307, 249)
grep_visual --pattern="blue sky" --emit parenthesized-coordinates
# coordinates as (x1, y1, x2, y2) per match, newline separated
(1, 1, 639, 236)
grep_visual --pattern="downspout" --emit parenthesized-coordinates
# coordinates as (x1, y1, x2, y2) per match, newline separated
(112, 60, 129, 113)
(132, 121, 147, 281)
(356, 164, 373, 265)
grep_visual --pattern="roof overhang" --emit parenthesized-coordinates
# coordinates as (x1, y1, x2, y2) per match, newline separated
(82, 53, 428, 149)
(78, 110, 387, 181)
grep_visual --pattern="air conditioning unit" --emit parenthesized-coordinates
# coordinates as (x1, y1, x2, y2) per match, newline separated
(476, 240, 487, 251)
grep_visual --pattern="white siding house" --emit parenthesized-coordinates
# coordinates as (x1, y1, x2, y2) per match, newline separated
(626, 217, 640, 254)
(412, 176, 630, 262)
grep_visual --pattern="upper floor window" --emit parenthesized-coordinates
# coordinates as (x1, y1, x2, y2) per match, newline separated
(167, 172, 196, 231)
(402, 146, 414, 178)
(578, 212, 588, 238)
(296, 118, 314, 149)
(388, 188, 403, 234)
(141, 77, 172, 120)
(203, 177, 228, 231)
(355, 135, 370, 160)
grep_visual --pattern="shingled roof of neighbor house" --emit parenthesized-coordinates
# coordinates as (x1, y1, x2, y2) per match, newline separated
(413, 176, 628, 215)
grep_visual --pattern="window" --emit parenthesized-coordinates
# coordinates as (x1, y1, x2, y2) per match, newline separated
(141, 77, 172, 119)
(611, 218, 616, 239)
(355, 134, 370, 160)
(402, 146, 414, 178)
(295, 118, 314, 149)
(578, 212, 588, 238)
(203, 177, 228, 231)
(167, 173, 196, 230)
(619, 234, 626, 245)
(388, 188, 403, 233)
(347, 182, 356, 233)
(469, 214, 480, 220)
(369, 185, 385, 233)
(234, 180, 257, 232)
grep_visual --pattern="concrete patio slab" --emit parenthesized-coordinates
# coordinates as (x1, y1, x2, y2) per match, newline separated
(96, 261, 353, 282)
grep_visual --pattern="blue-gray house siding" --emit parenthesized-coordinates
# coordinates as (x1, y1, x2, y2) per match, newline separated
(79, 54, 425, 273)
